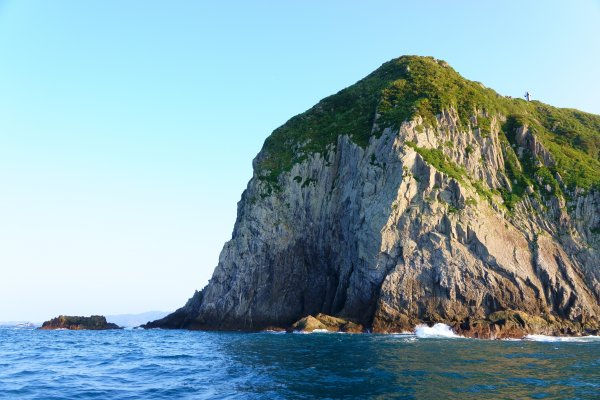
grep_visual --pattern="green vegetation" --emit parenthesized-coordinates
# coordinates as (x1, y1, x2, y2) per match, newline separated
(472, 180, 495, 204)
(496, 113, 596, 208)
(258, 58, 408, 185)
(530, 106, 600, 190)
(405, 141, 467, 183)
(376, 58, 512, 130)
(475, 115, 491, 137)
(502, 111, 600, 191)
(256, 55, 600, 195)
(465, 144, 474, 156)
(465, 197, 478, 207)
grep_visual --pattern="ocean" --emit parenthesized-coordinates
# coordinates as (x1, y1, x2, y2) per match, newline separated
(0, 325, 598, 399)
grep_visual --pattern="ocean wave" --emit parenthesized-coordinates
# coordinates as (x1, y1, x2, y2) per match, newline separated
(291, 329, 335, 334)
(524, 334, 600, 342)
(389, 335, 417, 343)
(414, 323, 461, 339)
(388, 330, 414, 336)
(1, 328, 599, 398)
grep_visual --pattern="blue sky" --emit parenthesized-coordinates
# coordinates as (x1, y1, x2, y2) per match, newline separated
(0, 1, 598, 321)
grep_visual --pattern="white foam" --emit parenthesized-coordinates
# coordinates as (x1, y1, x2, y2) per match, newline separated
(261, 329, 286, 334)
(414, 323, 461, 338)
(291, 329, 332, 334)
(390, 331, 414, 336)
(525, 334, 600, 342)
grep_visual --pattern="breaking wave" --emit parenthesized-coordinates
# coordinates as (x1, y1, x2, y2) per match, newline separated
(414, 323, 461, 338)
(262, 329, 286, 334)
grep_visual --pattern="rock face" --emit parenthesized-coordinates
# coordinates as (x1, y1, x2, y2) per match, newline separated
(146, 56, 600, 338)
(39, 315, 121, 330)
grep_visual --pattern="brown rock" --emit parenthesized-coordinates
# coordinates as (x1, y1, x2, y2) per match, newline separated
(290, 313, 363, 333)
(39, 315, 121, 330)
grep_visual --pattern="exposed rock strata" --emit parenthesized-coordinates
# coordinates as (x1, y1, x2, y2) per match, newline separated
(146, 57, 600, 338)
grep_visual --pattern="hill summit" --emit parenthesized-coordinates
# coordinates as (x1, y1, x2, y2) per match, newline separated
(147, 56, 600, 338)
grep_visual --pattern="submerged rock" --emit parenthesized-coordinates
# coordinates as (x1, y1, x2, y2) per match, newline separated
(39, 315, 121, 330)
(147, 56, 600, 338)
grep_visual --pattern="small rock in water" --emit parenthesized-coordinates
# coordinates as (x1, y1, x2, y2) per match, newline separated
(290, 313, 363, 333)
(39, 315, 121, 330)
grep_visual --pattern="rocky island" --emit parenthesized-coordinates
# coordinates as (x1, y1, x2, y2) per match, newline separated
(39, 315, 121, 330)
(146, 55, 600, 339)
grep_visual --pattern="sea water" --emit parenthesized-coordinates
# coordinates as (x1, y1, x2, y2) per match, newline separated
(0, 325, 598, 399)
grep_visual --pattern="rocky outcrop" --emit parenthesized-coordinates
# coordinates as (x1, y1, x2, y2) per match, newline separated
(146, 56, 600, 338)
(290, 313, 364, 333)
(39, 315, 121, 330)
(453, 310, 596, 339)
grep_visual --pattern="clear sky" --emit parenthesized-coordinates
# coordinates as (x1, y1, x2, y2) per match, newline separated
(0, 1, 598, 322)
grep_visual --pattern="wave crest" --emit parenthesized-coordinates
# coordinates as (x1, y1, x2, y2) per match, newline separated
(414, 323, 461, 338)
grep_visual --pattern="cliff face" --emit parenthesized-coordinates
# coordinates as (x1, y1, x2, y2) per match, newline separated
(147, 56, 600, 337)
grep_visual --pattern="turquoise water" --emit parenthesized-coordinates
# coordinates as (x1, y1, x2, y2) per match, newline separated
(0, 327, 599, 399)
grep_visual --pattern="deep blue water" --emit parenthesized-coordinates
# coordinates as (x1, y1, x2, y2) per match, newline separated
(0, 327, 599, 399)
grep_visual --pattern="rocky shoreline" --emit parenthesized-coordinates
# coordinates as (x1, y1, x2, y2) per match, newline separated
(288, 311, 599, 339)
(144, 311, 598, 340)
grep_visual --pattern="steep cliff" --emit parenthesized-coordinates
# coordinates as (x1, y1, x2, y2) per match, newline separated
(147, 56, 600, 337)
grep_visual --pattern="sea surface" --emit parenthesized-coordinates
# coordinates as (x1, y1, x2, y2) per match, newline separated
(1, 325, 599, 399)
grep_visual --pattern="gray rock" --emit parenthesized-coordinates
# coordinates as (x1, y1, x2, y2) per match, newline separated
(146, 107, 600, 337)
